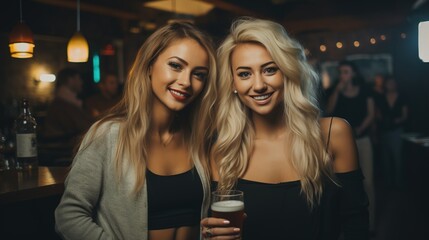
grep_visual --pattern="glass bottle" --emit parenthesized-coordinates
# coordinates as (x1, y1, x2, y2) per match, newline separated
(14, 98, 38, 170)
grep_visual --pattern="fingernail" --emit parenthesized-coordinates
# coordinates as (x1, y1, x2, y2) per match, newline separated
(233, 228, 240, 232)
(223, 220, 230, 224)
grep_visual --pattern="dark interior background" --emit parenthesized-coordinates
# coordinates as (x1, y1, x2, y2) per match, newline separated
(1, 0, 428, 134)
(1, 1, 429, 239)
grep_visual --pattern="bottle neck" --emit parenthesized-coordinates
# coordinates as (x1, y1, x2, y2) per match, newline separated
(22, 107, 30, 115)
(20, 100, 31, 116)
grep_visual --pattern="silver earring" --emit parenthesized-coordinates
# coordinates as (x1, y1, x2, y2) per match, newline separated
(233, 90, 238, 94)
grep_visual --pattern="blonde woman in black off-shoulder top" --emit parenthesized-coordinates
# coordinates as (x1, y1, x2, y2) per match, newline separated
(200, 17, 369, 240)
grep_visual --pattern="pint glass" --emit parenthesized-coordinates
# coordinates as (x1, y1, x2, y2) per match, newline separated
(211, 190, 245, 230)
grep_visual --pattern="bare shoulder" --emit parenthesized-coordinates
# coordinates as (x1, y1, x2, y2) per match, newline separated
(320, 117, 353, 139)
(320, 117, 359, 173)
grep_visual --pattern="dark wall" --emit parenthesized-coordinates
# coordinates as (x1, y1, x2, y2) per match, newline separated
(1, 1, 428, 135)
(393, 21, 429, 135)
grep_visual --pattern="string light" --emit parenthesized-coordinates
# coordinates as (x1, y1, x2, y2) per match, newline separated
(353, 40, 360, 47)
(301, 28, 409, 56)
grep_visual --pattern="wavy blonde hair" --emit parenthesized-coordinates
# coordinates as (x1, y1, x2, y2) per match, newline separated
(213, 17, 333, 207)
(84, 21, 217, 194)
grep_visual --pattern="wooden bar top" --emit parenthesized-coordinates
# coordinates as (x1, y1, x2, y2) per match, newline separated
(0, 166, 69, 204)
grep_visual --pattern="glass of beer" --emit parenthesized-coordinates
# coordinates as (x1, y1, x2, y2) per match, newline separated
(211, 190, 245, 230)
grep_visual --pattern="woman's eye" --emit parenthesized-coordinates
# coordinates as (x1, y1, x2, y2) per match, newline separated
(168, 61, 182, 71)
(237, 71, 251, 79)
(263, 67, 278, 75)
(193, 71, 208, 81)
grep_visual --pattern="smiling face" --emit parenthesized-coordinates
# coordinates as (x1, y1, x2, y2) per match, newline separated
(150, 38, 209, 112)
(231, 43, 284, 116)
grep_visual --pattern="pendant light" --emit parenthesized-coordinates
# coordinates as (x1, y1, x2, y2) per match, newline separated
(9, 0, 35, 58)
(144, 0, 214, 17)
(67, 0, 89, 62)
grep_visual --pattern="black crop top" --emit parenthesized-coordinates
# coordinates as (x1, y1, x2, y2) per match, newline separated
(147, 168, 203, 230)
(211, 170, 369, 240)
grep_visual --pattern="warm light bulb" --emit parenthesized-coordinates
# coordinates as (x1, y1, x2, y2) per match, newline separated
(9, 22, 35, 58)
(370, 37, 376, 44)
(39, 74, 56, 82)
(353, 41, 360, 47)
(320, 44, 327, 52)
(9, 42, 35, 58)
(336, 42, 343, 49)
(67, 32, 89, 62)
(144, 0, 214, 16)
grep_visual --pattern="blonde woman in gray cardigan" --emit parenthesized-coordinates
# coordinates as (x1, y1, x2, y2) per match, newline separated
(55, 21, 217, 240)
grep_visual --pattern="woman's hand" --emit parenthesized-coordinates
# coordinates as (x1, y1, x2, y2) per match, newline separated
(200, 217, 241, 239)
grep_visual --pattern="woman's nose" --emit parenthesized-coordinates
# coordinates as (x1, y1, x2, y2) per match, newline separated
(253, 74, 267, 92)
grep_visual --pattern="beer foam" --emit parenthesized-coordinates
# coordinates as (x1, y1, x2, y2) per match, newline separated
(211, 200, 244, 212)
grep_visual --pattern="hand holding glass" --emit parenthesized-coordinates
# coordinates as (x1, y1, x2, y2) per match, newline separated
(211, 190, 245, 230)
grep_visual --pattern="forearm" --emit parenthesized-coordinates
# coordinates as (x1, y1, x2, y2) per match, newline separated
(55, 128, 111, 240)
(356, 98, 375, 136)
(55, 159, 109, 239)
(356, 116, 373, 135)
(55, 197, 110, 240)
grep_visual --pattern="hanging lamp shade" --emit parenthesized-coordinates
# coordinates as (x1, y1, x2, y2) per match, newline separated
(144, 0, 213, 16)
(9, 22, 35, 58)
(67, 31, 89, 62)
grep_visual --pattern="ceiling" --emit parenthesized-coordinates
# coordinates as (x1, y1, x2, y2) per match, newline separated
(2, 0, 427, 44)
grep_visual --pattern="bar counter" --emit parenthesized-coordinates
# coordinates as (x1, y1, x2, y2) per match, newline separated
(0, 166, 69, 204)
(0, 166, 69, 238)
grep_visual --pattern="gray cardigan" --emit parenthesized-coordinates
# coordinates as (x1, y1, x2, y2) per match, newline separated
(55, 122, 210, 240)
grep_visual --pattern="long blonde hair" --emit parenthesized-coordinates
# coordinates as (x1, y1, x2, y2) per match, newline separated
(84, 21, 217, 194)
(213, 17, 333, 207)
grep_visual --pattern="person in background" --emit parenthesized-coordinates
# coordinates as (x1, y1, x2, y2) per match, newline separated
(326, 60, 376, 234)
(42, 68, 93, 164)
(55, 21, 217, 240)
(371, 73, 385, 143)
(84, 72, 122, 119)
(370, 73, 385, 181)
(377, 76, 408, 188)
(201, 17, 369, 240)
(372, 74, 385, 100)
